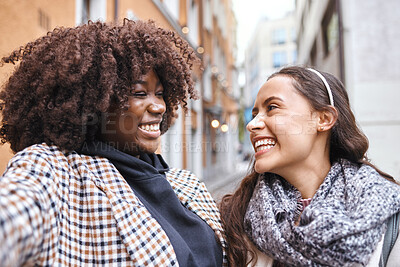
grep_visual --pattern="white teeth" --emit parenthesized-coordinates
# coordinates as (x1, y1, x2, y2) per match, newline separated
(254, 138, 276, 151)
(139, 123, 160, 132)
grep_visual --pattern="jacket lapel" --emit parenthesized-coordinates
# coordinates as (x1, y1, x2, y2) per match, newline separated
(82, 155, 178, 266)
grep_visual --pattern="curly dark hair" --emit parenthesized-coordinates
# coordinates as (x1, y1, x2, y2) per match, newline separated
(0, 19, 199, 153)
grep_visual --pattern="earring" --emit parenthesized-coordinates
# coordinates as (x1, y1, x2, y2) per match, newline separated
(319, 126, 325, 131)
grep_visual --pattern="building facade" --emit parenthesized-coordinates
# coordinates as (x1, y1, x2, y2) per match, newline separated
(0, 0, 239, 179)
(296, 0, 400, 178)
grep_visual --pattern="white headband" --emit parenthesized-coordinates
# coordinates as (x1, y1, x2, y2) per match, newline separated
(307, 68, 334, 107)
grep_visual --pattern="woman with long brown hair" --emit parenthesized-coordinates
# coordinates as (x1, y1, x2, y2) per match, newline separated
(220, 66, 400, 266)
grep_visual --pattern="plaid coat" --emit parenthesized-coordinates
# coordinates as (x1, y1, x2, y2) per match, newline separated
(0, 143, 227, 266)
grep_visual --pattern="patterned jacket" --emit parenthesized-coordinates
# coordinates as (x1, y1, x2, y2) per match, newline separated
(0, 143, 227, 266)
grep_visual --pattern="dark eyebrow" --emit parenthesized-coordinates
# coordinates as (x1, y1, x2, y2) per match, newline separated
(132, 80, 145, 84)
(263, 96, 284, 105)
(252, 96, 284, 113)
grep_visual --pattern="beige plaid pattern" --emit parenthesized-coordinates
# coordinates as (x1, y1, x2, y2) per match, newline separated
(0, 144, 227, 266)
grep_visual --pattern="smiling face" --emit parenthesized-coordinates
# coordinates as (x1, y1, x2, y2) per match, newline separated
(247, 75, 323, 177)
(100, 70, 166, 156)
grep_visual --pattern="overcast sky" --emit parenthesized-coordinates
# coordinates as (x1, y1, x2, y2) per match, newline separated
(232, 0, 295, 63)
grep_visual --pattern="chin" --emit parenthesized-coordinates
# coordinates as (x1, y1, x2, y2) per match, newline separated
(140, 143, 160, 154)
(254, 160, 280, 175)
(254, 161, 267, 174)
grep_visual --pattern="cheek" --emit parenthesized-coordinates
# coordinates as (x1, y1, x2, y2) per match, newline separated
(274, 115, 317, 136)
(117, 112, 139, 135)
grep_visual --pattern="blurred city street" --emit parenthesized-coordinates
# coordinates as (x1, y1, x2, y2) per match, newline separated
(203, 160, 250, 202)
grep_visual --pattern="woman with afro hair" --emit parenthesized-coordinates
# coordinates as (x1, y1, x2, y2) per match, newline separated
(0, 19, 226, 266)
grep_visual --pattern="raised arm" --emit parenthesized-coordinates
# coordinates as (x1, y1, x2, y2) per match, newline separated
(0, 150, 58, 265)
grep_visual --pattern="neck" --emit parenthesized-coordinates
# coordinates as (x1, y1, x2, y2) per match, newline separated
(279, 150, 331, 199)
(292, 161, 331, 199)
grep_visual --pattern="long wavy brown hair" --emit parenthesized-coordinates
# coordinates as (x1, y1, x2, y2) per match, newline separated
(0, 19, 199, 153)
(219, 66, 394, 266)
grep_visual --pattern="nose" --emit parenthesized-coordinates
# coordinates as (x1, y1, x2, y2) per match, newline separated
(246, 114, 265, 132)
(148, 98, 166, 115)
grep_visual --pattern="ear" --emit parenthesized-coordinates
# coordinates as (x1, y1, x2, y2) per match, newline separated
(317, 106, 338, 132)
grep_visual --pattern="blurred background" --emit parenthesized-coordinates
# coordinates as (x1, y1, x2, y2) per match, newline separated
(0, 0, 399, 199)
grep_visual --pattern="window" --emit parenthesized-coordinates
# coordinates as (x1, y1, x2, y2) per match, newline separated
(79, 0, 90, 25)
(273, 51, 287, 68)
(322, 0, 339, 55)
(250, 65, 259, 83)
(126, 9, 138, 21)
(89, 0, 107, 22)
(272, 28, 286, 45)
(187, 0, 199, 44)
(76, 0, 106, 25)
(203, 66, 212, 101)
(213, 0, 227, 38)
(310, 41, 317, 66)
(38, 9, 50, 30)
(291, 27, 297, 42)
(203, 0, 212, 31)
(164, 0, 179, 20)
(292, 50, 297, 63)
(325, 13, 339, 53)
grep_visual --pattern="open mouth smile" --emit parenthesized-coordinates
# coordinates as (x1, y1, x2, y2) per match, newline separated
(254, 138, 276, 153)
(138, 122, 162, 139)
(139, 123, 160, 132)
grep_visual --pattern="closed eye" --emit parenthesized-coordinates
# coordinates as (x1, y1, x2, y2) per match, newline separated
(133, 91, 147, 97)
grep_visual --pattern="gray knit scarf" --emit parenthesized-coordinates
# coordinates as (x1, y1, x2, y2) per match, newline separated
(244, 159, 400, 266)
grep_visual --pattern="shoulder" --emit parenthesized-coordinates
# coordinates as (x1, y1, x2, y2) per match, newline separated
(340, 159, 399, 190)
(366, 234, 384, 267)
(2, 143, 95, 183)
(9, 143, 69, 161)
(1, 144, 74, 193)
(166, 168, 201, 185)
(252, 249, 274, 267)
(5, 143, 67, 172)
(165, 167, 219, 213)
(369, 214, 400, 267)
(245, 235, 274, 267)
(340, 159, 377, 178)
(386, 220, 400, 266)
(166, 168, 205, 200)
(6, 143, 102, 169)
